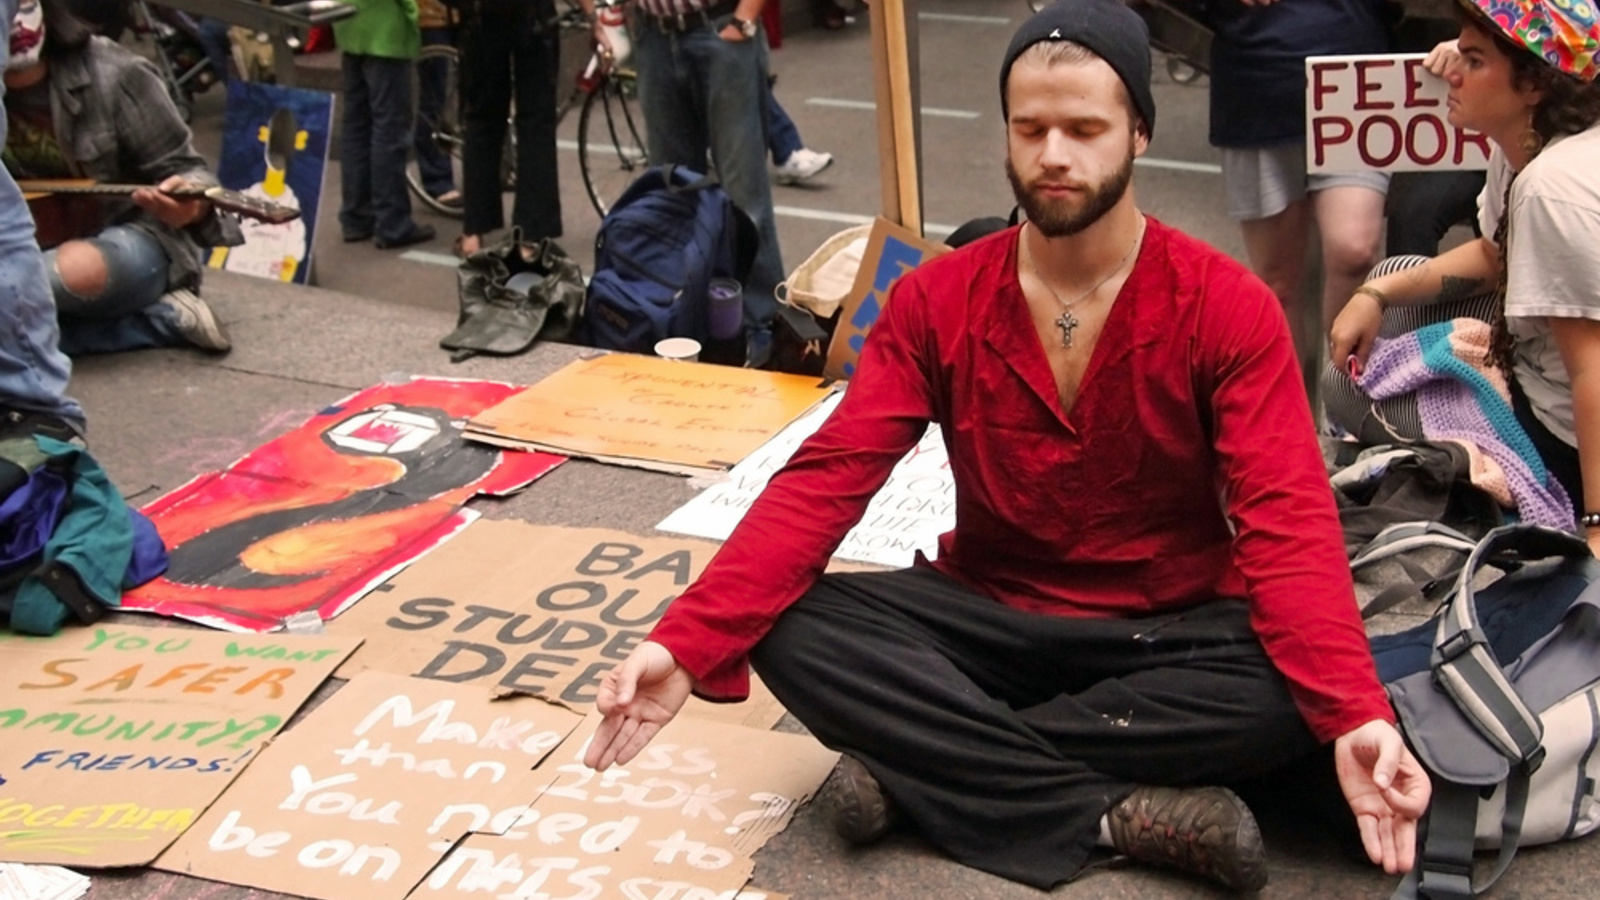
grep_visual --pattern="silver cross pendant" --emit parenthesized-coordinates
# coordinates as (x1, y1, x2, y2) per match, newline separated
(1054, 310, 1080, 349)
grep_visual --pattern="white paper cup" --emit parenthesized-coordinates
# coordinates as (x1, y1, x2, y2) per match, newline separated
(654, 337, 702, 362)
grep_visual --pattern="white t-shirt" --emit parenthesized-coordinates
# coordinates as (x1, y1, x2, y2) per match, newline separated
(1478, 123, 1600, 447)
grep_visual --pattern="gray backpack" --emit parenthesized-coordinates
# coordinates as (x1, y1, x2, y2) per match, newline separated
(1378, 525, 1600, 900)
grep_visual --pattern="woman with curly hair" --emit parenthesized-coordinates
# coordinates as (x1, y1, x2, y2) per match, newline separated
(1326, 0, 1600, 543)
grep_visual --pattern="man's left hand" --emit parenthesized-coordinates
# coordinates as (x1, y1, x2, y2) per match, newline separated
(1334, 719, 1431, 874)
(133, 175, 209, 229)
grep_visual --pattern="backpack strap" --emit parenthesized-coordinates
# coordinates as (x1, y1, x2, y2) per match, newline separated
(1355, 521, 1478, 619)
(1392, 763, 1533, 900)
(1432, 525, 1590, 767)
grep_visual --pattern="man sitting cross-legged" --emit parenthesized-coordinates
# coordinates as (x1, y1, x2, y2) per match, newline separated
(581, 0, 1431, 891)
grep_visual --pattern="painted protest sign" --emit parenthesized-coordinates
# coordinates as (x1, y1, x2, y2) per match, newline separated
(124, 378, 564, 633)
(658, 392, 953, 568)
(464, 354, 834, 476)
(210, 80, 333, 284)
(0, 625, 358, 867)
(1307, 54, 1492, 173)
(413, 714, 835, 900)
(327, 520, 787, 729)
(157, 671, 584, 900)
(824, 217, 949, 381)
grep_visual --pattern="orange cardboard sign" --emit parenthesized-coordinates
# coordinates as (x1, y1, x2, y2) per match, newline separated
(464, 354, 833, 475)
(0, 625, 359, 867)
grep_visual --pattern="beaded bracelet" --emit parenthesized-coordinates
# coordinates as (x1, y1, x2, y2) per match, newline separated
(1354, 285, 1391, 308)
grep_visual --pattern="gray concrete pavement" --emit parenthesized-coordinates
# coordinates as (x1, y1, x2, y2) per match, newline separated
(52, 2, 1600, 898)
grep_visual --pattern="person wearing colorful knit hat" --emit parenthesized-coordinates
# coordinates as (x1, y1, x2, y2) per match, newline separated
(1327, 0, 1600, 548)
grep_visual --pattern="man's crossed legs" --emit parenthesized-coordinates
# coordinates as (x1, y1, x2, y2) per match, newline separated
(751, 566, 1320, 891)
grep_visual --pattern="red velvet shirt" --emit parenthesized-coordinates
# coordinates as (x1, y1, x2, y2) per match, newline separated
(651, 219, 1394, 743)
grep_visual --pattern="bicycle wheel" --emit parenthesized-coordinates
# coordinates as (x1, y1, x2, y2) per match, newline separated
(407, 43, 464, 218)
(577, 70, 649, 217)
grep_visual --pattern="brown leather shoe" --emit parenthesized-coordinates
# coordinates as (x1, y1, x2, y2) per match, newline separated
(831, 755, 898, 845)
(1107, 785, 1268, 892)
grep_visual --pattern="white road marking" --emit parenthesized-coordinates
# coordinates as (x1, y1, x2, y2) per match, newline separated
(918, 12, 1012, 25)
(806, 97, 981, 120)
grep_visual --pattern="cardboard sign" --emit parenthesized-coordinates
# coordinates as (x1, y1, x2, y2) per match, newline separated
(413, 714, 835, 900)
(124, 378, 564, 632)
(327, 519, 787, 729)
(0, 625, 359, 867)
(1307, 54, 1493, 173)
(210, 80, 334, 284)
(658, 391, 954, 567)
(824, 217, 949, 381)
(157, 671, 584, 900)
(464, 354, 834, 475)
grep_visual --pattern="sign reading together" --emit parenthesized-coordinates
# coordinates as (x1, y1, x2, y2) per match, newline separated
(0, 625, 358, 866)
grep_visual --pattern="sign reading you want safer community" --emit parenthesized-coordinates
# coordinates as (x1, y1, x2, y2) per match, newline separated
(1306, 54, 1492, 173)
(0, 625, 358, 866)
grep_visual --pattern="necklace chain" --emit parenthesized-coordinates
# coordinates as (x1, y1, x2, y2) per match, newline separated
(1020, 219, 1146, 349)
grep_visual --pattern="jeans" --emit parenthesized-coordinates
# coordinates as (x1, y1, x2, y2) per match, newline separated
(195, 16, 233, 83)
(49, 225, 183, 356)
(413, 26, 455, 199)
(458, 2, 562, 240)
(339, 53, 418, 244)
(0, 0, 84, 428)
(634, 22, 783, 351)
(766, 84, 802, 166)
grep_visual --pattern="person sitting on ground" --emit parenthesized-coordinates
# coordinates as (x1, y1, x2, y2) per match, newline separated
(0, 0, 81, 438)
(3, 0, 242, 356)
(581, 0, 1431, 893)
(1326, 0, 1600, 546)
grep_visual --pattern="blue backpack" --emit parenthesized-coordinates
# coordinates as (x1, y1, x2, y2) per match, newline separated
(582, 165, 758, 354)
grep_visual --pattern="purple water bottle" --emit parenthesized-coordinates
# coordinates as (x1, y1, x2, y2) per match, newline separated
(707, 278, 743, 340)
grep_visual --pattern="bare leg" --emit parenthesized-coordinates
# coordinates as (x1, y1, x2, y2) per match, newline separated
(1239, 198, 1313, 358)
(1312, 185, 1386, 332)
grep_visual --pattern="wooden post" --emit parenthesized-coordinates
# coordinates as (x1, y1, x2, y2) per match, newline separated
(870, 0, 923, 234)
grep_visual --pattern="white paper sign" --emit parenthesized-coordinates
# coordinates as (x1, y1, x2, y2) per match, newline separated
(1306, 54, 1492, 173)
(656, 391, 954, 568)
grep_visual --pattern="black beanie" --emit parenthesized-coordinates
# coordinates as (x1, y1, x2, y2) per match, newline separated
(999, 0, 1155, 137)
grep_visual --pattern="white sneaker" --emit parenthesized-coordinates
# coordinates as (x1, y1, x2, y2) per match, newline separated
(159, 288, 231, 353)
(774, 147, 834, 185)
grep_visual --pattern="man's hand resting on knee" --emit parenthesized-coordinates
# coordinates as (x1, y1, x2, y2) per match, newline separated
(1334, 719, 1431, 874)
(583, 640, 694, 771)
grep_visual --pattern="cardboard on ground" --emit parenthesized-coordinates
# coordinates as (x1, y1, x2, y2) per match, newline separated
(464, 353, 834, 475)
(658, 390, 954, 568)
(157, 670, 584, 900)
(0, 625, 359, 867)
(326, 518, 788, 729)
(410, 713, 835, 900)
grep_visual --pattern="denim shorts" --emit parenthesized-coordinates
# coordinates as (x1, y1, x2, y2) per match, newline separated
(1222, 143, 1390, 221)
(47, 224, 169, 320)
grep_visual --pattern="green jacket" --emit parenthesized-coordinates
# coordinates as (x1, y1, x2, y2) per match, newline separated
(333, 0, 421, 60)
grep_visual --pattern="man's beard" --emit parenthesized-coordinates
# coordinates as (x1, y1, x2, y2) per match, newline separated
(1006, 148, 1134, 238)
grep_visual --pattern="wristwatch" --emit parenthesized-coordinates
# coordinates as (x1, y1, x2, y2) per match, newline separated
(731, 16, 757, 38)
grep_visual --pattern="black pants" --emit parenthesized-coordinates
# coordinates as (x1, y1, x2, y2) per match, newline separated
(750, 567, 1319, 889)
(458, 1, 562, 240)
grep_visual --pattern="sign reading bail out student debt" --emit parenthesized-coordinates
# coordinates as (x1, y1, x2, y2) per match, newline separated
(0, 625, 359, 866)
(326, 519, 788, 729)
(1306, 54, 1492, 172)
